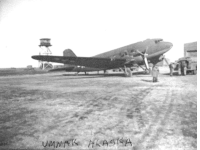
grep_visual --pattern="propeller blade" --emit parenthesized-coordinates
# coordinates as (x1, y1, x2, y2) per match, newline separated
(136, 46, 149, 56)
(136, 49, 144, 55)
(144, 56, 149, 70)
(144, 46, 149, 53)
(159, 55, 169, 66)
(164, 58, 169, 66)
(137, 47, 149, 70)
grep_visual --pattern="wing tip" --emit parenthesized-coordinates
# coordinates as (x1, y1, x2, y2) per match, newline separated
(31, 55, 40, 60)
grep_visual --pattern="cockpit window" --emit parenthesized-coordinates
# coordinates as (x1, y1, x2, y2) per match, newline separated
(154, 38, 163, 44)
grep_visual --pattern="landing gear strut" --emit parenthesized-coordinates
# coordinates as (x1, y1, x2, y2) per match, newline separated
(124, 66, 132, 77)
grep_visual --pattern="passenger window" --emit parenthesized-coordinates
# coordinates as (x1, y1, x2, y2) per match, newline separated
(120, 52, 124, 57)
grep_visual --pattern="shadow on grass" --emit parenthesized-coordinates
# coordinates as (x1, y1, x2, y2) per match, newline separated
(50, 71, 150, 79)
(162, 72, 192, 76)
(141, 79, 153, 83)
(60, 73, 125, 79)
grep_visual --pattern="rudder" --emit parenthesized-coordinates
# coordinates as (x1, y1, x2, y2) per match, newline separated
(63, 49, 76, 57)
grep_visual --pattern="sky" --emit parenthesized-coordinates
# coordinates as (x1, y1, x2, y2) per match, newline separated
(0, 0, 198, 68)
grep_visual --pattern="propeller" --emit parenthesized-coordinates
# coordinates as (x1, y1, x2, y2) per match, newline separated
(159, 55, 169, 66)
(137, 47, 149, 70)
(163, 57, 169, 66)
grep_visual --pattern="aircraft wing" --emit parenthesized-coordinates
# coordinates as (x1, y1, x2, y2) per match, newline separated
(32, 55, 127, 69)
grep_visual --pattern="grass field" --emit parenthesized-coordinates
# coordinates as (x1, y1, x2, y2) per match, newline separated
(0, 68, 197, 149)
(0, 68, 48, 76)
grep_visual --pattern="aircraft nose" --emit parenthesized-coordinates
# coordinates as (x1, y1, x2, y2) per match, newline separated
(164, 42, 173, 52)
(167, 42, 173, 49)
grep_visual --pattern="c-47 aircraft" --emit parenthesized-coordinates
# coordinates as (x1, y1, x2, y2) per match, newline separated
(32, 38, 173, 77)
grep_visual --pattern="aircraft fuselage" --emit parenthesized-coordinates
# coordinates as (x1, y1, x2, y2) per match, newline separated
(94, 38, 172, 66)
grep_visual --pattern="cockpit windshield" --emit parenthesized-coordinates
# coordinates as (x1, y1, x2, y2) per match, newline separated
(154, 38, 163, 44)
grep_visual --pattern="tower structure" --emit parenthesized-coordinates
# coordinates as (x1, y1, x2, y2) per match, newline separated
(38, 38, 53, 70)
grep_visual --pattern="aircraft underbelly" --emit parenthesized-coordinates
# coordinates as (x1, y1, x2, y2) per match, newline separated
(72, 67, 102, 72)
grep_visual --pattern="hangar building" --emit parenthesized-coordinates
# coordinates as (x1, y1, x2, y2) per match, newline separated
(184, 41, 197, 57)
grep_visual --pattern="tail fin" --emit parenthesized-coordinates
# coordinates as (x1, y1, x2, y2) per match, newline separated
(63, 49, 76, 57)
(63, 49, 76, 67)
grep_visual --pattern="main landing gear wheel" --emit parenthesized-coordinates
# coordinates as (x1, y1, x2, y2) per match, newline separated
(145, 68, 151, 74)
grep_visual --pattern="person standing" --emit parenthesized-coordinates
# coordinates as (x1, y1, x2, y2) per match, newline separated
(169, 63, 175, 76)
(152, 66, 159, 82)
(181, 61, 187, 76)
(177, 62, 181, 75)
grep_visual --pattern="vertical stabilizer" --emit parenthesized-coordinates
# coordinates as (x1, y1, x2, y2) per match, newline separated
(63, 49, 76, 67)
(63, 49, 77, 57)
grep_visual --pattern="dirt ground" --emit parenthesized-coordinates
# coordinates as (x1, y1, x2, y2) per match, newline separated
(0, 68, 197, 150)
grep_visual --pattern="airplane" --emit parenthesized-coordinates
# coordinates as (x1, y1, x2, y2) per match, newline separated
(32, 38, 173, 77)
